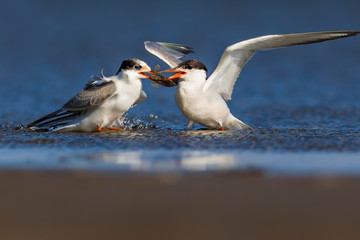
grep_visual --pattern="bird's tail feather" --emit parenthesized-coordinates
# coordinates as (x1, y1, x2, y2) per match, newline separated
(225, 115, 252, 130)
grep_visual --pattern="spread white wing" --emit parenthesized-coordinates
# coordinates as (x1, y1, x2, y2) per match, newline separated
(144, 41, 194, 68)
(205, 31, 359, 100)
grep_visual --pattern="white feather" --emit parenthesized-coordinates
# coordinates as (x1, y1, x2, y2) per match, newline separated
(205, 31, 360, 100)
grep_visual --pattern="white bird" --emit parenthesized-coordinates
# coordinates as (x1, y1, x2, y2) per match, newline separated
(145, 31, 360, 130)
(27, 58, 151, 132)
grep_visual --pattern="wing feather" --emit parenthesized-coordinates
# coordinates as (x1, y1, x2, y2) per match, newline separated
(63, 81, 116, 111)
(205, 31, 360, 100)
(28, 77, 117, 130)
(144, 41, 194, 68)
(134, 90, 147, 105)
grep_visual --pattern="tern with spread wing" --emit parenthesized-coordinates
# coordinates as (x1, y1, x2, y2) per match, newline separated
(145, 31, 359, 130)
(27, 59, 151, 132)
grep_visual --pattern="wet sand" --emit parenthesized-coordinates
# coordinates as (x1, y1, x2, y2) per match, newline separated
(1, 171, 360, 240)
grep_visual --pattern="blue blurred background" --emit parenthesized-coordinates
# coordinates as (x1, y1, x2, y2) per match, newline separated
(0, 0, 359, 127)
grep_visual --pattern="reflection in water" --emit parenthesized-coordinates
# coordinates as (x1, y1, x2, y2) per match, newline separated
(180, 152, 236, 171)
(99, 152, 143, 170)
(93, 150, 237, 172)
(1, 148, 360, 176)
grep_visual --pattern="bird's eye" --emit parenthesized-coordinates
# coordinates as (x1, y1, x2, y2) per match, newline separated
(134, 65, 141, 70)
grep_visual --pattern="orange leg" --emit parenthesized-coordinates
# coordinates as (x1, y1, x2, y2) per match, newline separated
(97, 125, 102, 132)
(107, 126, 122, 130)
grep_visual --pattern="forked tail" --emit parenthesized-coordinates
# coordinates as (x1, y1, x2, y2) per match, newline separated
(225, 115, 252, 130)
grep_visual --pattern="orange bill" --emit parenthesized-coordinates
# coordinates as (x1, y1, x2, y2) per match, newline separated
(138, 71, 155, 79)
(162, 68, 187, 80)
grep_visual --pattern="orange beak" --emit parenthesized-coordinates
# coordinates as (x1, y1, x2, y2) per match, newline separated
(138, 71, 155, 79)
(162, 68, 187, 80)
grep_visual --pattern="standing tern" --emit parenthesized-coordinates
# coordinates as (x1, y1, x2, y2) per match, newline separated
(145, 31, 360, 130)
(27, 58, 151, 132)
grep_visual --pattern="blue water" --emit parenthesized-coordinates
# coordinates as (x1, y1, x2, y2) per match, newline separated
(0, 0, 359, 175)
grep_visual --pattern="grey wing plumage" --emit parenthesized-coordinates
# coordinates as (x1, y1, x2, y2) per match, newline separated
(26, 108, 81, 130)
(144, 41, 194, 68)
(27, 80, 117, 130)
(63, 81, 116, 111)
(156, 42, 194, 55)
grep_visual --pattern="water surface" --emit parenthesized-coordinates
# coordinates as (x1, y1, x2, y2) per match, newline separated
(0, 0, 359, 175)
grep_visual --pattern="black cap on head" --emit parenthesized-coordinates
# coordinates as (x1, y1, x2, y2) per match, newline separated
(116, 58, 141, 75)
(176, 59, 207, 72)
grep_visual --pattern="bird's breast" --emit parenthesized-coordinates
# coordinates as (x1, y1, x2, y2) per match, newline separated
(175, 83, 231, 128)
(175, 86, 205, 118)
